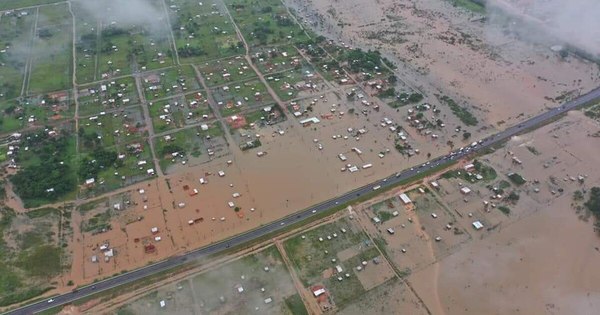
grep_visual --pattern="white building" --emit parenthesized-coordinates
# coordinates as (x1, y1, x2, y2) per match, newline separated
(399, 193, 412, 205)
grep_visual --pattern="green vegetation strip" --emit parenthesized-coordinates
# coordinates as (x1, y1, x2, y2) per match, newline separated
(0, 0, 64, 10)
(450, 0, 486, 14)
(284, 293, 308, 315)
(438, 95, 478, 126)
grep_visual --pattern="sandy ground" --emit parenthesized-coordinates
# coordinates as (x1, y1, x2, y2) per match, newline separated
(285, 0, 600, 130)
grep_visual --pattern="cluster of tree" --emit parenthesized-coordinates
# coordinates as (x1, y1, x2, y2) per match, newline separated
(38, 28, 52, 39)
(75, 33, 97, 54)
(10, 134, 76, 204)
(79, 148, 119, 181)
(252, 20, 274, 45)
(160, 143, 184, 157)
(178, 46, 206, 58)
(379, 87, 396, 98)
(101, 27, 127, 38)
(275, 15, 293, 27)
(585, 187, 600, 221)
(78, 127, 102, 149)
(344, 49, 383, 73)
(228, 41, 244, 52)
(0, 82, 18, 100)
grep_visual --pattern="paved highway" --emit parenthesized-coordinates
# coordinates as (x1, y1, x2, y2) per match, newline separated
(7, 86, 600, 315)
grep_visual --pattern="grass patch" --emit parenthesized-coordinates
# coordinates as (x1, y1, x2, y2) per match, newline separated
(283, 217, 368, 285)
(583, 103, 600, 120)
(18, 245, 63, 277)
(81, 209, 111, 233)
(284, 293, 308, 315)
(450, 0, 486, 14)
(526, 146, 541, 156)
(25, 207, 61, 219)
(0, 0, 64, 10)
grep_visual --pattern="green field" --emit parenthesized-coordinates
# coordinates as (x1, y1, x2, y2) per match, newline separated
(72, 0, 174, 83)
(198, 55, 257, 87)
(142, 66, 201, 101)
(0, 206, 70, 306)
(211, 78, 273, 116)
(225, 0, 310, 48)
(27, 3, 73, 94)
(78, 106, 146, 151)
(253, 45, 301, 74)
(283, 217, 370, 286)
(0, 9, 36, 101)
(169, 0, 243, 63)
(154, 123, 223, 173)
(77, 76, 140, 116)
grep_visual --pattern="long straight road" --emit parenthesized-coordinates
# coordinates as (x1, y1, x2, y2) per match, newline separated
(6, 86, 600, 315)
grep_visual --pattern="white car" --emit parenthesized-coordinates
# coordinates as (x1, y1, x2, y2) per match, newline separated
(47, 299, 54, 303)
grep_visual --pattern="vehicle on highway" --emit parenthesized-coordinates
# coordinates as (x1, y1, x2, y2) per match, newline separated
(47, 299, 54, 303)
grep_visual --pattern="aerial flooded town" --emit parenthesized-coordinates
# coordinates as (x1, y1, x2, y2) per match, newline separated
(0, 0, 599, 314)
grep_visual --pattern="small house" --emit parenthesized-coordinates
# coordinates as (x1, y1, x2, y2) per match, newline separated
(472, 221, 484, 230)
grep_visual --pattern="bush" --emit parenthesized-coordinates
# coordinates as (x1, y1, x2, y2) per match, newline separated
(507, 173, 526, 185)
(585, 187, 600, 219)
(498, 206, 510, 215)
